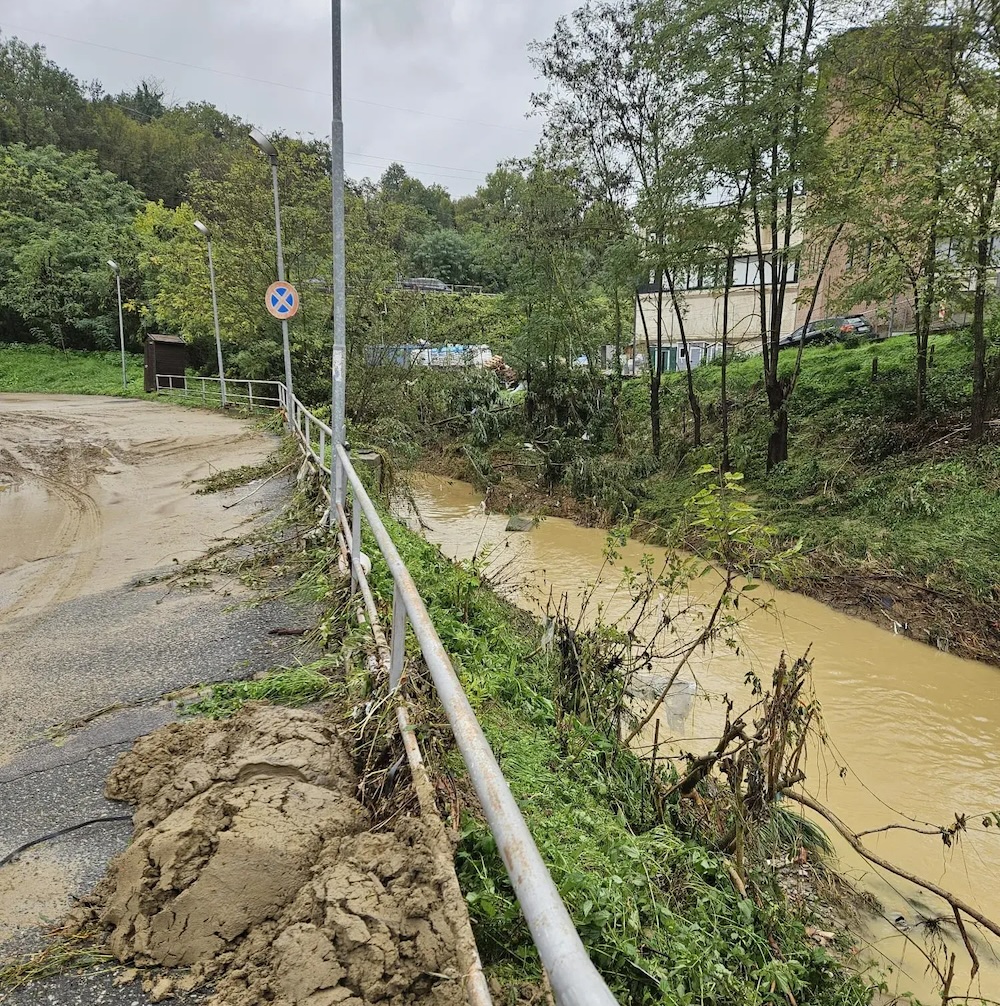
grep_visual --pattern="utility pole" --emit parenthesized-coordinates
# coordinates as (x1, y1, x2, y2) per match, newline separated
(330, 0, 347, 512)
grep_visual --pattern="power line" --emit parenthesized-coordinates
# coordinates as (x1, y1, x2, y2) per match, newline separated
(344, 151, 488, 178)
(4, 23, 538, 135)
(344, 160, 485, 187)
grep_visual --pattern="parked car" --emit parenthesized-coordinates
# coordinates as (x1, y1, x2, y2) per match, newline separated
(779, 315, 875, 347)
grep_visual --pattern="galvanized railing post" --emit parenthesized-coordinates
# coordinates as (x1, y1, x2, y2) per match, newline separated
(319, 428, 326, 473)
(333, 439, 619, 1006)
(351, 491, 361, 593)
(390, 582, 407, 689)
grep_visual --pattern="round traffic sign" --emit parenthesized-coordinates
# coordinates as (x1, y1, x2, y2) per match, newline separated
(266, 281, 299, 319)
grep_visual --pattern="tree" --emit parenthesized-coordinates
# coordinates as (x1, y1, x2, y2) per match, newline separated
(408, 228, 477, 286)
(0, 34, 90, 150)
(948, 4, 1000, 439)
(0, 144, 141, 349)
(533, 0, 706, 457)
(820, 8, 966, 417)
(112, 78, 167, 122)
(664, 0, 837, 469)
(136, 139, 335, 396)
(379, 162, 455, 229)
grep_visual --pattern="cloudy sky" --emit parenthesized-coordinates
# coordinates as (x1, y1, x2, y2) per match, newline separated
(1, 0, 579, 196)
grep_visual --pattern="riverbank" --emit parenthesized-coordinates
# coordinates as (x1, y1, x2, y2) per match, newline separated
(404, 469, 1000, 1006)
(414, 333, 1000, 665)
(333, 483, 875, 1005)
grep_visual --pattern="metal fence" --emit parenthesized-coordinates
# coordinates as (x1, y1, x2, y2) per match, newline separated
(276, 385, 619, 1006)
(155, 375, 283, 410)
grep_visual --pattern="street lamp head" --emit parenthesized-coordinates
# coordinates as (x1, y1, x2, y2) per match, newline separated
(248, 127, 279, 160)
(107, 259, 119, 274)
(193, 220, 210, 239)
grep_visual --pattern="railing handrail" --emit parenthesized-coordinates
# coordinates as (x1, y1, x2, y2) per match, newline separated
(155, 375, 283, 410)
(156, 375, 283, 389)
(277, 384, 618, 1006)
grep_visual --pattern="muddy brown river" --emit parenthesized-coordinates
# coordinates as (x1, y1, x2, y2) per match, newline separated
(399, 472, 1000, 1004)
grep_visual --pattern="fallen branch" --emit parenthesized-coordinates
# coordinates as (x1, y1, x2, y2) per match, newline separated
(953, 905, 980, 980)
(222, 462, 294, 509)
(785, 790, 1000, 942)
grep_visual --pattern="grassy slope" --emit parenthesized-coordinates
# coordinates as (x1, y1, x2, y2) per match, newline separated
(605, 333, 1000, 658)
(358, 515, 871, 1006)
(643, 335, 992, 585)
(0, 344, 146, 395)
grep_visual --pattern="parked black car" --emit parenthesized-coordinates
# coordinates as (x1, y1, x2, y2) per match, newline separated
(779, 315, 875, 347)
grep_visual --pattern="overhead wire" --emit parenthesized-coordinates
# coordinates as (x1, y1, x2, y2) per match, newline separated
(3, 23, 538, 134)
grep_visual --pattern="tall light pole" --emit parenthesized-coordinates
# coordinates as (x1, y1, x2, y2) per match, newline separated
(330, 0, 347, 509)
(107, 260, 127, 392)
(249, 127, 294, 418)
(194, 220, 227, 406)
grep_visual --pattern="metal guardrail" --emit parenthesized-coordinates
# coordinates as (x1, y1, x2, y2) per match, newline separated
(155, 375, 282, 410)
(275, 384, 619, 1006)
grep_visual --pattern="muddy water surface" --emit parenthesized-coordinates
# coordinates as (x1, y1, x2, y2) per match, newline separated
(400, 472, 1000, 1004)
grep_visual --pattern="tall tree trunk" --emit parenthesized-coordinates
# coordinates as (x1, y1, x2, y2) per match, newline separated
(970, 237, 991, 441)
(721, 266, 732, 472)
(764, 396, 788, 470)
(971, 168, 999, 441)
(611, 286, 625, 448)
(653, 267, 665, 457)
(637, 285, 660, 458)
(664, 266, 702, 445)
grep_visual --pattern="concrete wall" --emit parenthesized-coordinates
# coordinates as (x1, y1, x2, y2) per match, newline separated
(635, 285, 800, 355)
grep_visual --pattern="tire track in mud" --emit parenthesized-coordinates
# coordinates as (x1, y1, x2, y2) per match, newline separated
(0, 393, 278, 643)
(0, 452, 102, 629)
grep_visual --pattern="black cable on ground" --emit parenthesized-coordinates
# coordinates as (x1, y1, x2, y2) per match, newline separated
(0, 816, 133, 868)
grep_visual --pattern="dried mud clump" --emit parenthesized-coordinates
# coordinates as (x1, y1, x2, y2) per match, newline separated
(89, 704, 465, 1005)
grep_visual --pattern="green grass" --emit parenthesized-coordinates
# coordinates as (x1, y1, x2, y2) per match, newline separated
(609, 332, 1000, 605)
(0, 343, 147, 396)
(313, 508, 873, 1006)
(183, 664, 340, 719)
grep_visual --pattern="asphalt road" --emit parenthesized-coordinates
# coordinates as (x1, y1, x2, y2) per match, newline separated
(0, 396, 311, 998)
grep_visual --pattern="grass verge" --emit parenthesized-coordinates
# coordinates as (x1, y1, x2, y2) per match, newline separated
(0, 344, 146, 396)
(183, 663, 342, 720)
(300, 493, 874, 1006)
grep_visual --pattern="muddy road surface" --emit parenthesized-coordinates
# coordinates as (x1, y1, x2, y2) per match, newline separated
(0, 394, 302, 967)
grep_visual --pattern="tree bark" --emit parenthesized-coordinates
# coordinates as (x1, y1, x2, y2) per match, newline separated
(721, 263, 733, 472)
(664, 266, 702, 446)
(767, 392, 789, 470)
(637, 285, 660, 457)
(970, 167, 999, 440)
(611, 286, 626, 448)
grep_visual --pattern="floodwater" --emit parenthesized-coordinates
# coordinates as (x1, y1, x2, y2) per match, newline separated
(398, 472, 1000, 1004)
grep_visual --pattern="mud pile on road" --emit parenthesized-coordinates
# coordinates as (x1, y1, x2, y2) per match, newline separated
(79, 705, 466, 1006)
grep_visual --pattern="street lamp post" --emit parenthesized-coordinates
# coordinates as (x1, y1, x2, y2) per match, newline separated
(194, 220, 227, 406)
(330, 0, 347, 510)
(249, 127, 294, 420)
(107, 260, 127, 392)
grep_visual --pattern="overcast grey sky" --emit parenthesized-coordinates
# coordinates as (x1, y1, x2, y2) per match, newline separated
(0, 0, 578, 196)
